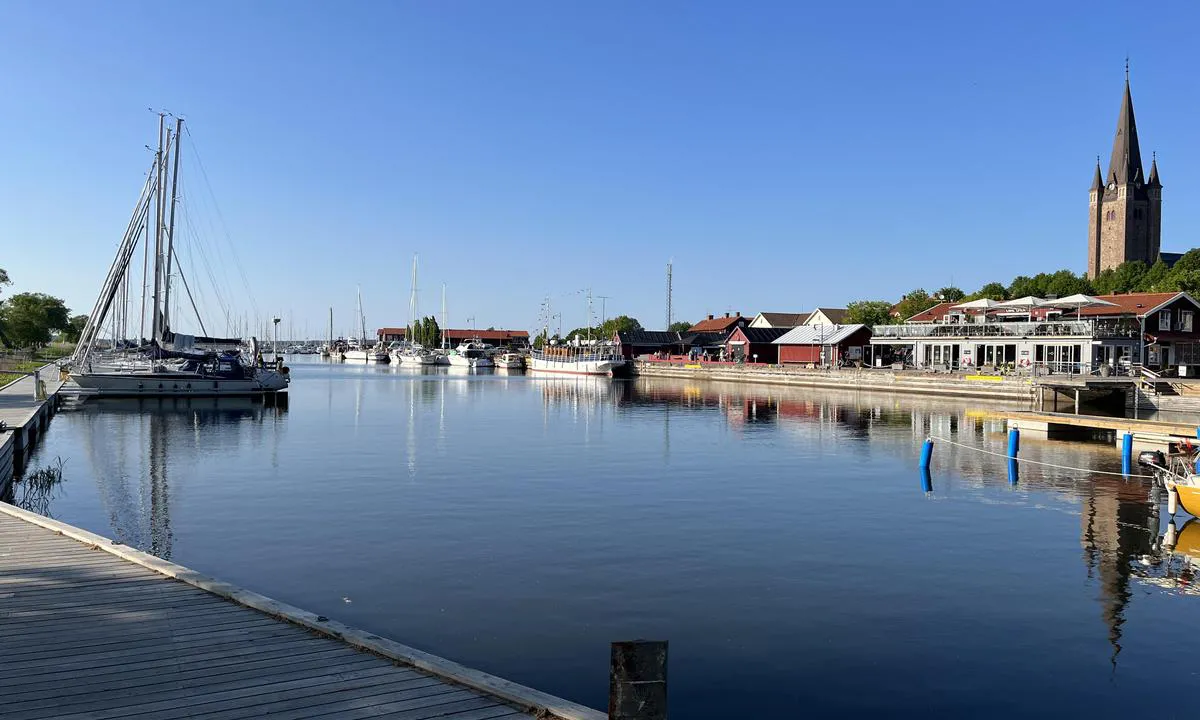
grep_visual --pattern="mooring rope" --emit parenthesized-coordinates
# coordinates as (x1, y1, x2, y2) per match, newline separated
(929, 435, 1155, 478)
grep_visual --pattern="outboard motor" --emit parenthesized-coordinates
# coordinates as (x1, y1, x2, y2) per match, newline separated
(1137, 450, 1165, 469)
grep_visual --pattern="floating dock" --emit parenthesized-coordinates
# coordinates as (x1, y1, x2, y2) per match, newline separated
(0, 503, 604, 720)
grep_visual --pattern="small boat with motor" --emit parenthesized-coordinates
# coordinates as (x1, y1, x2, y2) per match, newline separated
(448, 341, 494, 368)
(493, 352, 524, 370)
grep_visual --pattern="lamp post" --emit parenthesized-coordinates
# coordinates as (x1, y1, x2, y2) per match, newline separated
(273, 317, 281, 360)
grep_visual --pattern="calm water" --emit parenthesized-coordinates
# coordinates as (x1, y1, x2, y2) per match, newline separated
(13, 360, 1200, 717)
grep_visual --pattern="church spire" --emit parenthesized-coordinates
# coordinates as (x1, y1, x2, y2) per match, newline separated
(1091, 156, 1103, 191)
(1106, 71, 1144, 185)
(1148, 151, 1161, 187)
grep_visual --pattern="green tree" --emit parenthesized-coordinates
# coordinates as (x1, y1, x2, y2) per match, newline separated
(424, 316, 441, 348)
(0, 292, 71, 348)
(969, 282, 1009, 301)
(1136, 259, 1172, 292)
(845, 300, 894, 327)
(598, 315, 641, 339)
(0, 267, 9, 296)
(894, 289, 938, 321)
(935, 286, 965, 302)
(668, 320, 692, 333)
(1044, 269, 1094, 297)
(1007, 275, 1044, 299)
(62, 314, 88, 343)
(1093, 261, 1147, 295)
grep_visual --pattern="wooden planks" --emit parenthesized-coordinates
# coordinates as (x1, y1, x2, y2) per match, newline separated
(0, 505, 603, 720)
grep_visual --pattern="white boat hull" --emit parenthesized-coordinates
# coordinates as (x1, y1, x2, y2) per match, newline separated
(401, 354, 437, 366)
(344, 350, 388, 362)
(447, 354, 493, 368)
(70, 369, 288, 396)
(528, 357, 624, 376)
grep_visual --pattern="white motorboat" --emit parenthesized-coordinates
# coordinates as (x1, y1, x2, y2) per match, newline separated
(67, 117, 290, 397)
(493, 352, 524, 370)
(447, 341, 494, 368)
(400, 348, 437, 366)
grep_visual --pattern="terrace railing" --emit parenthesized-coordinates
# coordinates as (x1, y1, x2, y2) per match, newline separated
(872, 318, 1140, 340)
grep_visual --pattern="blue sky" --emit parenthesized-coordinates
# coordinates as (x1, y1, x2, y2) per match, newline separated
(3, 1, 1200, 338)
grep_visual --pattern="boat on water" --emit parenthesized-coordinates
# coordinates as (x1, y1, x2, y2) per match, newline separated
(447, 341, 494, 368)
(68, 116, 288, 397)
(1145, 450, 1200, 516)
(343, 289, 388, 362)
(493, 352, 524, 370)
(528, 342, 625, 376)
(399, 347, 438, 366)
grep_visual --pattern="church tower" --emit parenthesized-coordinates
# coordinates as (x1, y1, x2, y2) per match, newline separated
(1087, 72, 1162, 278)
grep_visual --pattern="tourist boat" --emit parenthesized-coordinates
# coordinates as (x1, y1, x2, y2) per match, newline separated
(493, 352, 524, 370)
(447, 341, 494, 368)
(68, 117, 289, 396)
(528, 342, 625, 376)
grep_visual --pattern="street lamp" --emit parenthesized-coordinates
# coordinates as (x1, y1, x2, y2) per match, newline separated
(273, 317, 281, 360)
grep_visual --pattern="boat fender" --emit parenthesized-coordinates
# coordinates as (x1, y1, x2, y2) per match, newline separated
(1137, 450, 1165, 468)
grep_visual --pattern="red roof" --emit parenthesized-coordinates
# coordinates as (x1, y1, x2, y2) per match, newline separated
(377, 328, 529, 341)
(688, 314, 746, 333)
(1077, 292, 1189, 317)
(906, 302, 956, 323)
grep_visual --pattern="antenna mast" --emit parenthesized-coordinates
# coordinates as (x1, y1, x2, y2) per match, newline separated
(666, 259, 673, 329)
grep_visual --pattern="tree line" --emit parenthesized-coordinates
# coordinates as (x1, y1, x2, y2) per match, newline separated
(845, 250, 1200, 326)
(0, 268, 87, 348)
(407, 316, 442, 348)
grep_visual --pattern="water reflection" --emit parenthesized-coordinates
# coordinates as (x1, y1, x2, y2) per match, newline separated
(68, 397, 286, 559)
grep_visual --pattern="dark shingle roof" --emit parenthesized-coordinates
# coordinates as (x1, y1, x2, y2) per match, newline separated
(617, 330, 681, 346)
(755, 312, 810, 328)
(813, 308, 848, 324)
(736, 327, 791, 343)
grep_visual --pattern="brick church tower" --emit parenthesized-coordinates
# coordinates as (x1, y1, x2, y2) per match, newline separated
(1087, 72, 1163, 278)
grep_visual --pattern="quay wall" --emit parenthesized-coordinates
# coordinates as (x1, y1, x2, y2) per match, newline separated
(631, 361, 1034, 402)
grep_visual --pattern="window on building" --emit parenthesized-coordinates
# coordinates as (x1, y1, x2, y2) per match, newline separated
(1160, 310, 1172, 331)
(1181, 310, 1194, 333)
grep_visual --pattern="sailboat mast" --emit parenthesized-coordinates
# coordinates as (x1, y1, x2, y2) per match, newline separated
(357, 287, 366, 343)
(408, 253, 419, 341)
(329, 307, 333, 344)
(441, 283, 447, 349)
(162, 117, 183, 334)
(138, 199, 149, 343)
(150, 114, 166, 341)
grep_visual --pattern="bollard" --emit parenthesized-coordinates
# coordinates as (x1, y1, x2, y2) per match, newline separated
(1007, 428, 1020, 458)
(610, 640, 667, 720)
(919, 438, 934, 471)
(1121, 433, 1133, 475)
(920, 467, 932, 493)
(1007, 459, 1019, 486)
(1168, 488, 1178, 516)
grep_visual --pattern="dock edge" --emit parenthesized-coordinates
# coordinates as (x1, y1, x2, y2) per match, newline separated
(0, 502, 606, 720)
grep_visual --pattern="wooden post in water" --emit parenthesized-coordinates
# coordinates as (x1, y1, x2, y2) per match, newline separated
(609, 640, 668, 720)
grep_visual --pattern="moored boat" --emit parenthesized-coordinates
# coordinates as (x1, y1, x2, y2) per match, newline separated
(447, 341, 494, 368)
(493, 352, 524, 370)
(528, 343, 624, 376)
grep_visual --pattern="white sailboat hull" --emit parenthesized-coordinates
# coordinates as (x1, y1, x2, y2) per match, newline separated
(401, 354, 437, 366)
(344, 350, 387, 362)
(70, 369, 288, 396)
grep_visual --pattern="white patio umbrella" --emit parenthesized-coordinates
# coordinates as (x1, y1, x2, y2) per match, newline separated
(1044, 293, 1118, 319)
(995, 295, 1048, 321)
(951, 298, 1004, 310)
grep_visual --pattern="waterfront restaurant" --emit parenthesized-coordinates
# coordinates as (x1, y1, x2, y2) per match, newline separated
(869, 292, 1200, 374)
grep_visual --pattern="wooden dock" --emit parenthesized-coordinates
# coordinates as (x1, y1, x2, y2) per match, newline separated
(0, 364, 65, 495)
(1006, 410, 1200, 449)
(0, 503, 605, 720)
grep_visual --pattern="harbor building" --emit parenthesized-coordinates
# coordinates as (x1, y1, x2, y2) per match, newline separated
(870, 292, 1200, 373)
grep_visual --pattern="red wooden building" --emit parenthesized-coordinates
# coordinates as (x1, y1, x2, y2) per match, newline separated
(724, 327, 789, 364)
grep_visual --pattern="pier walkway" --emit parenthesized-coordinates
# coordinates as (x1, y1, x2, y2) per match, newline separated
(1006, 410, 1200, 449)
(0, 364, 64, 491)
(0, 503, 604, 720)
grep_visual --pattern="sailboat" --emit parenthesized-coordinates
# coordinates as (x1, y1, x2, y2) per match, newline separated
(393, 255, 437, 366)
(343, 288, 388, 362)
(319, 307, 334, 357)
(68, 116, 289, 396)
